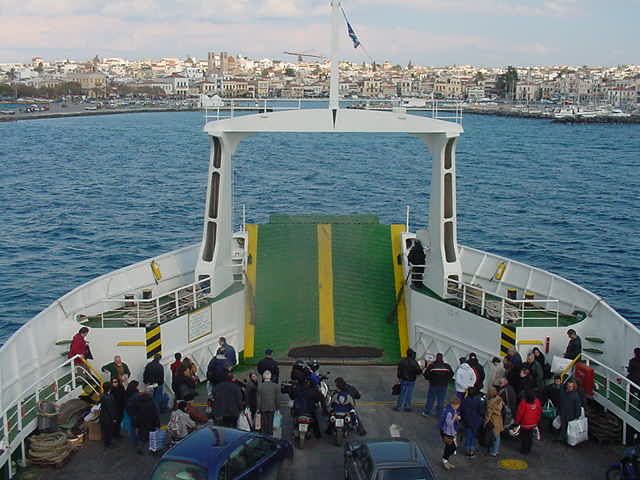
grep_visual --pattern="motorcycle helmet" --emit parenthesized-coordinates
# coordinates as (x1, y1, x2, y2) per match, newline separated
(309, 360, 320, 372)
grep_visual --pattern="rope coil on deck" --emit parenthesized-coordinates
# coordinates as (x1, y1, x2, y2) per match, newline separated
(28, 432, 73, 465)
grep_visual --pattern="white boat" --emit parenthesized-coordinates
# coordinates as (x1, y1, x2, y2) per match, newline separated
(1, 2, 638, 477)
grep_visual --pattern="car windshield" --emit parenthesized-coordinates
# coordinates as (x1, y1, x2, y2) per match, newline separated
(151, 460, 208, 480)
(376, 467, 432, 480)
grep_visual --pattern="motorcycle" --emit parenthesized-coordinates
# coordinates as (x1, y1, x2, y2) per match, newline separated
(294, 414, 314, 449)
(329, 410, 355, 446)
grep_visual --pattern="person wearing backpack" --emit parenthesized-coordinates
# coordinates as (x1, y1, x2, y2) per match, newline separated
(422, 353, 454, 418)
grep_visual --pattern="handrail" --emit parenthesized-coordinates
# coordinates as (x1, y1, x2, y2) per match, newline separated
(560, 353, 582, 381)
(80, 357, 104, 391)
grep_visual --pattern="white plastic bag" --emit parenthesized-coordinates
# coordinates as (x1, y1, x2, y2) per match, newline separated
(254, 412, 261, 431)
(551, 356, 572, 374)
(273, 411, 282, 439)
(567, 408, 588, 446)
(552, 415, 562, 430)
(237, 408, 252, 432)
(149, 429, 168, 452)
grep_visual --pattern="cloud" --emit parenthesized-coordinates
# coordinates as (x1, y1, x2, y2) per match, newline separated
(350, 0, 581, 17)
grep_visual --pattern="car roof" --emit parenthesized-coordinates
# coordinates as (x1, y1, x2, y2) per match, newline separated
(161, 426, 249, 469)
(355, 439, 425, 465)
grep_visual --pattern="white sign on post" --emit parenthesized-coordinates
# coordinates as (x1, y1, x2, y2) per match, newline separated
(188, 306, 212, 343)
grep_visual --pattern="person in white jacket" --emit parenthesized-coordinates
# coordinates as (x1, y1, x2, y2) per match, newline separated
(454, 359, 477, 401)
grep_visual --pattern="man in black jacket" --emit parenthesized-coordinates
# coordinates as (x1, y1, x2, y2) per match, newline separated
(99, 382, 119, 448)
(143, 353, 167, 412)
(394, 348, 422, 412)
(558, 379, 583, 442)
(133, 388, 161, 455)
(564, 329, 582, 360)
(467, 352, 486, 391)
(257, 348, 279, 383)
(421, 353, 453, 417)
(212, 374, 243, 428)
(408, 240, 426, 288)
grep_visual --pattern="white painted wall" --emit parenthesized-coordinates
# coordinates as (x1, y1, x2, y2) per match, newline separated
(408, 290, 501, 376)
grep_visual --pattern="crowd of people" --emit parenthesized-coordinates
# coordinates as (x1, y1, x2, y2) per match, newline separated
(394, 329, 591, 471)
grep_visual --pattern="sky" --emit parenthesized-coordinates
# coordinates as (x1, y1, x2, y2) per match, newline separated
(0, 0, 638, 66)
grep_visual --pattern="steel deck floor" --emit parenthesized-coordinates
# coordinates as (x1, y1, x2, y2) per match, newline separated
(24, 366, 621, 480)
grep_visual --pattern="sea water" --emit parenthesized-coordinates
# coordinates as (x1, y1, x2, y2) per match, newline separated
(0, 111, 638, 343)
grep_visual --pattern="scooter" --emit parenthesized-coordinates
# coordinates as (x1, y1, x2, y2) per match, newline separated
(329, 410, 355, 446)
(293, 414, 315, 449)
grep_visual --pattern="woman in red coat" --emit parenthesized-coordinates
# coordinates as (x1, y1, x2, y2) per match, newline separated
(68, 327, 90, 364)
(515, 389, 542, 454)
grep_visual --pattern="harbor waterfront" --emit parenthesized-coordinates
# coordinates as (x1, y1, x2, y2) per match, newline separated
(0, 111, 638, 344)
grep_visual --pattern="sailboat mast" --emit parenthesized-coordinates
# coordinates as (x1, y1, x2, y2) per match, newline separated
(329, 0, 340, 110)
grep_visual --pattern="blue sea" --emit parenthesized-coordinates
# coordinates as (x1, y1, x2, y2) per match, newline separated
(0, 111, 638, 344)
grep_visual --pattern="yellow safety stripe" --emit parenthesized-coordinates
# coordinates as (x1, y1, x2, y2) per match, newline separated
(146, 326, 161, 341)
(317, 224, 335, 345)
(390, 224, 409, 355)
(117, 341, 145, 347)
(501, 326, 517, 340)
(244, 224, 258, 358)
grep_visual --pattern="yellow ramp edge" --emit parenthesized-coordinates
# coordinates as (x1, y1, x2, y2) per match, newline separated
(317, 224, 335, 345)
(244, 224, 258, 358)
(390, 224, 409, 355)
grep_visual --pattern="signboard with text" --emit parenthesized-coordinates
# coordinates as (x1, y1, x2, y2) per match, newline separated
(188, 306, 212, 343)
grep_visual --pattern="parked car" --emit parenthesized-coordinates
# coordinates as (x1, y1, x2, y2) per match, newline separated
(150, 426, 293, 480)
(344, 439, 435, 480)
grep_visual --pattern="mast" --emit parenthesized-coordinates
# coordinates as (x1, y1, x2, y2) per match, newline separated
(329, 0, 340, 111)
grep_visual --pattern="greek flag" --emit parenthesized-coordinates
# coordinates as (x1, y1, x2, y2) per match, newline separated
(346, 21, 360, 48)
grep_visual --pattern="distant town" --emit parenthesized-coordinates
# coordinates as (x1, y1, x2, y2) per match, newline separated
(1, 53, 639, 121)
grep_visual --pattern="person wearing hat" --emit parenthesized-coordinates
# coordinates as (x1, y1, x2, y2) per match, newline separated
(257, 349, 279, 384)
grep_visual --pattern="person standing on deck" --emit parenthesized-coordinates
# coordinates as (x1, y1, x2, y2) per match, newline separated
(487, 357, 505, 390)
(407, 240, 426, 288)
(101, 355, 131, 383)
(212, 373, 243, 428)
(627, 348, 640, 405)
(422, 353, 453, 418)
(257, 370, 280, 436)
(134, 387, 161, 455)
(484, 387, 504, 457)
(557, 379, 583, 443)
(564, 329, 582, 360)
(439, 397, 461, 471)
(170, 353, 182, 380)
(68, 326, 90, 364)
(467, 353, 485, 391)
(515, 390, 542, 454)
(218, 337, 237, 368)
(394, 348, 422, 411)
(143, 353, 167, 412)
(99, 382, 120, 448)
(460, 386, 484, 458)
(454, 359, 476, 401)
(257, 349, 280, 383)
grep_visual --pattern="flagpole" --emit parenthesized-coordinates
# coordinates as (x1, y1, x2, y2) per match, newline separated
(329, 0, 340, 111)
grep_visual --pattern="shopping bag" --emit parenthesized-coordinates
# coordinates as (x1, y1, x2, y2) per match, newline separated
(273, 411, 283, 439)
(552, 415, 562, 430)
(391, 383, 401, 396)
(237, 408, 252, 432)
(567, 408, 588, 446)
(149, 429, 168, 452)
(551, 356, 572, 374)
(254, 412, 262, 431)
(542, 400, 557, 419)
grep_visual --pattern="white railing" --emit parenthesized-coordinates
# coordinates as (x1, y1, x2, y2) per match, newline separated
(409, 266, 560, 326)
(0, 355, 101, 477)
(203, 97, 464, 124)
(583, 352, 640, 444)
(77, 277, 212, 328)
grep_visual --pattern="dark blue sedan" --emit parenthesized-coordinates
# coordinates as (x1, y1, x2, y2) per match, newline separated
(150, 427, 293, 480)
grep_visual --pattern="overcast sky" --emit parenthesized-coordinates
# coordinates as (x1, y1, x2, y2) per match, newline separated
(0, 0, 637, 66)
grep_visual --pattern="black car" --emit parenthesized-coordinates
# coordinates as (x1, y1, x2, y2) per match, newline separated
(344, 438, 436, 480)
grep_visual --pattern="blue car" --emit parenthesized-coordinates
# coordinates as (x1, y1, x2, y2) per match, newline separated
(150, 427, 293, 480)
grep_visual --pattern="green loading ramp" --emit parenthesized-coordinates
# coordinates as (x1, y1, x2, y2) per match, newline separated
(251, 215, 401, 364)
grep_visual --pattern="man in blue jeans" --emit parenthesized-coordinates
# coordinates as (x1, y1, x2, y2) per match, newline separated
(394, 348, 422, 411)
(422, 353, 454, 417)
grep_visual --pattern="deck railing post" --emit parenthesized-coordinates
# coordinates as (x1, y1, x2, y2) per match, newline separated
(101, 312, 104, 329)
(405, 206, 410, 232)
(3, 412, 11, 477)
(481, 291, 486, 316)
(500, 299, 505, 325)
(71, 360, 77, 390)
(462, 284, 466, 309)
(137, 301, 140, 328)
(156, 298, 161, 324)
(174, 291, 180, 318)
(626, 381, 631, 415)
